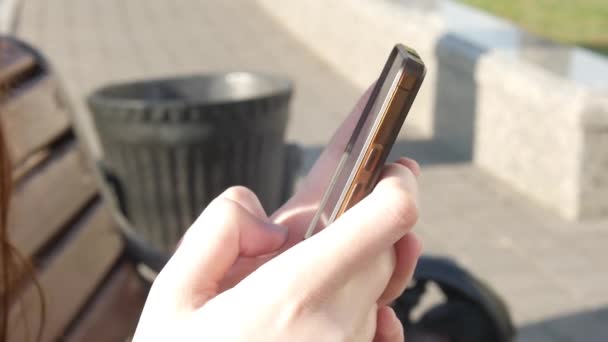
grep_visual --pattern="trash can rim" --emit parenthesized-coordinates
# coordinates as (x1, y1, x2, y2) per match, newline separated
(87, 71, 293, 111)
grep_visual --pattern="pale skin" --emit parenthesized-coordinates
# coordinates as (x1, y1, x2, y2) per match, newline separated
(133, 85, 422, 341)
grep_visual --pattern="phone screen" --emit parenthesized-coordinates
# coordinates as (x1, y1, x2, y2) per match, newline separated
(306, 47, 410, 237)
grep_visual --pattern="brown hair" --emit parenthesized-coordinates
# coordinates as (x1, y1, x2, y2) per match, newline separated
(0, 99, 45, 341)
(0, 112, 11, 341)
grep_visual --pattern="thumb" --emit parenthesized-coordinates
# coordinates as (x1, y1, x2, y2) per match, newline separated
(373, 306, 404, 342)
(156, 192, 287, 310)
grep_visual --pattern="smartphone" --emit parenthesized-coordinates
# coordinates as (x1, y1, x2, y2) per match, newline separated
(305, 44, 426, 239)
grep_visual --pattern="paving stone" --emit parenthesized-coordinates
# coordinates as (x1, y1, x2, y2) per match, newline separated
(517, 324, 565, 342)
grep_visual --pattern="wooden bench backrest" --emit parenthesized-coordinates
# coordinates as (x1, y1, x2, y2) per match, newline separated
(1, 37, 143, 342)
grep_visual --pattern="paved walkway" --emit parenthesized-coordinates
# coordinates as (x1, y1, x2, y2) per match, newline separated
(15, 0, 608, 340)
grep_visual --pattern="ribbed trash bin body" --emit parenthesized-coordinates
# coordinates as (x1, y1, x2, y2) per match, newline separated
(88, 73, 292, 255)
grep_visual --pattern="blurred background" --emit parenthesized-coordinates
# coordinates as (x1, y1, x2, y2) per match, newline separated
(1, 0, 607, 341)
(461, 0, 608, 55)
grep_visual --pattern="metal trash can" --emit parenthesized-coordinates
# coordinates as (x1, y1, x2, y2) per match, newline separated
(88, 72, 293, 266)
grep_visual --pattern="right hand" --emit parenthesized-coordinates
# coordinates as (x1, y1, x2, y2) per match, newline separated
(134, 157, 421, 342)
(230, 159, 422, 342)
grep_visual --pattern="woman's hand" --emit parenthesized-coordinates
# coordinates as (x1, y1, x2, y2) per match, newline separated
(217, 84, 422, 307)
(134, 158, 420, 341)
(133, 85, 422, 341)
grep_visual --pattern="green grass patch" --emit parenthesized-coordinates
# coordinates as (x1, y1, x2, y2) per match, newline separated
(460, 0, 608, 56)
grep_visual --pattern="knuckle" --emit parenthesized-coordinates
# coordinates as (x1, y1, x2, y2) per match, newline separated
(283, 285, 321, 319)
(376, 179, 419, 229)
(281, 293, 350, 342)
(203, 197, 242, 228)
(209, 196, 239, 214)
(221, 185, 257, 203)
(189, 197, 238, 236)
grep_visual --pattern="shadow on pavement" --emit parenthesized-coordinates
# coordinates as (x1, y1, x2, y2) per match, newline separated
(517, 307, 608, 341)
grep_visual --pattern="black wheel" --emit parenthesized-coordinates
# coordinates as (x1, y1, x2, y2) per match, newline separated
(393, 256, 516, 342)
(415, 300, 498, 341)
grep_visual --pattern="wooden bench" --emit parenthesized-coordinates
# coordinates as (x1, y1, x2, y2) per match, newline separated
(1, 36, 147, 342)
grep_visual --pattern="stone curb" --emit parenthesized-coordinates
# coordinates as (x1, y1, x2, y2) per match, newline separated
(0, 0, 21, 34)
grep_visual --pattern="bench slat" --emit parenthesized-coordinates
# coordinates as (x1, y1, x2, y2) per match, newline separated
(8, 145, 98, 258)
(64, 262, 147, 342)
(1, 75, 71, 165)
(0, 37, 37, 86)
(2, 37, 137, 341)
(8, 202, 123, 342)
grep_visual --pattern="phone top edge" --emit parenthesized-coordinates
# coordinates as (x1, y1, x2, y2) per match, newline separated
(395, 44, 425, 67)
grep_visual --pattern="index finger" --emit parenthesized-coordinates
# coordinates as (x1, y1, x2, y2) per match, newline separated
(253, 162, 419, 304)
(302, 162, 419, 283)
